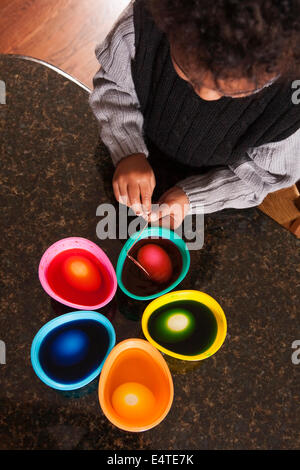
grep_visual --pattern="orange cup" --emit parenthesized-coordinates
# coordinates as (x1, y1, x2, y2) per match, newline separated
(98, 339, 174, 432)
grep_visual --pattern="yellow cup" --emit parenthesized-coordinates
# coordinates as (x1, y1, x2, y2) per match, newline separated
(142, 290, 227, 361)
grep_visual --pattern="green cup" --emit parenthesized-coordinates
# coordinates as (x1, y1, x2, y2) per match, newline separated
(116, 227, 190, 301)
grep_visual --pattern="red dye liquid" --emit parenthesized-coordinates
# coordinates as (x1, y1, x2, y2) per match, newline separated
(62, 255, 102, 292)
(122, 237, 182, 297)
(46, 248, 111, 306)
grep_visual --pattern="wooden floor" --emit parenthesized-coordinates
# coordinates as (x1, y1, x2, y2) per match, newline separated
(0, 0, 299, 235)
(260, 185, 300, 237)
(0, 0, 130, 88)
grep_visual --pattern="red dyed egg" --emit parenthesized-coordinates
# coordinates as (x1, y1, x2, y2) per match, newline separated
(137, 244, 173, 283)
(62, 255, 102, 292)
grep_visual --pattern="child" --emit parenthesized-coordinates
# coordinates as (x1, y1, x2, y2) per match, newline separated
(90, 0, 300, 228)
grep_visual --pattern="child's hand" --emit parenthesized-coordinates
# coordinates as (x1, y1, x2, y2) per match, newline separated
(112, 153, 156, 216)
(149, 186, 190, 229)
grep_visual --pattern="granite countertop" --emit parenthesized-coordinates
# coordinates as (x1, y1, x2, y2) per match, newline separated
(0, 55, 299, 450)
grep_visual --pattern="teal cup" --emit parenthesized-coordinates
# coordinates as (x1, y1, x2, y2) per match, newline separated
(116, 227, 190, 301)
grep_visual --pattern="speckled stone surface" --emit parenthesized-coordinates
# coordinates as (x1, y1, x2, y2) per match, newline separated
(0, 55, 299, 450)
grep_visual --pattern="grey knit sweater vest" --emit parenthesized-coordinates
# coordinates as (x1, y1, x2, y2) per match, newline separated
(131, 0, 300, 168)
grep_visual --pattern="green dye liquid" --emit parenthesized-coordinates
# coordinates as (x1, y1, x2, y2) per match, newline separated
(148, 300, 218, 356)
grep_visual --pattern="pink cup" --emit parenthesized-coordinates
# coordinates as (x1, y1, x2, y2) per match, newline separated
(39, 237, 117, 310)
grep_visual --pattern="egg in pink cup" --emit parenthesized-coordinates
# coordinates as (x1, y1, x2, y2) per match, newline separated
(39, 237, 117, 310)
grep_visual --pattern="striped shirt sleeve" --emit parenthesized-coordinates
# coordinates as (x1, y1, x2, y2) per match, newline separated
(177, 128, 300, 214)
(89, 2, 149, 166)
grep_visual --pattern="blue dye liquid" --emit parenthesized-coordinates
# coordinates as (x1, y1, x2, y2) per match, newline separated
(39, 320, 109, 384)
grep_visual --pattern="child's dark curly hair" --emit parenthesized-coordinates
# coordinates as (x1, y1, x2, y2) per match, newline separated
(148, 0, 300, 83)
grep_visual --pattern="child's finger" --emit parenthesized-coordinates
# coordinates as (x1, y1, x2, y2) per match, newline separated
(112, 180, 120, 202)
(128, 183, 143, 215)
(149, 202, 171, 223)
(118, 181, 129, 206)
(139, 182, 153, 214)
(158, 214, 176, 229)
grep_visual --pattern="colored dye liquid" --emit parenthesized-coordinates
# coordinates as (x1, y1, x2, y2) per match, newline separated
(47, 248, 111, 306)
(122, 237, 182, 296)
(39, 319, 110, 384)
(147, 300, 218, 356)
(112, 382, 156, 422)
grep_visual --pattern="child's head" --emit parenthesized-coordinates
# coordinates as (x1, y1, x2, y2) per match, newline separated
(149, 0, 300, 100)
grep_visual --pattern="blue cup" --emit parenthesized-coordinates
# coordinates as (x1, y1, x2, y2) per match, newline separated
(31, 311, 116, 390)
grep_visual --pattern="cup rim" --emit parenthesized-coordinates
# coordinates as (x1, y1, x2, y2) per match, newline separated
(142, 290, 227, 361)
(116, 227, 190, 301)
(98, 338, 174, 432)
(38, 237, 117, 310)
(31, 310, 116, 390)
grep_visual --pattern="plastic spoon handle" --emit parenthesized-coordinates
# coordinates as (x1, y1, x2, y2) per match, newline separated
(126, 219, 149, 254)
(127, 254, 151, 278)
(126, 220, 151, 277)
